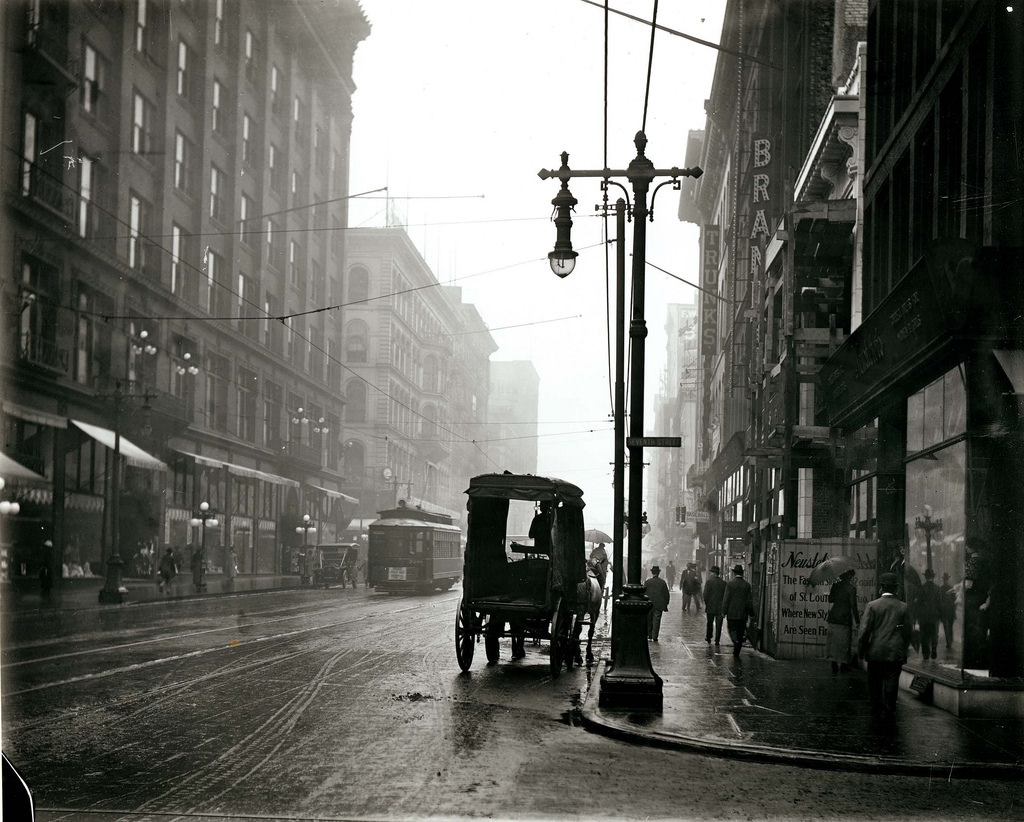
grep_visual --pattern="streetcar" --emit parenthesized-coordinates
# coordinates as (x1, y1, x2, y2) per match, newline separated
(367, 501, 462, 593)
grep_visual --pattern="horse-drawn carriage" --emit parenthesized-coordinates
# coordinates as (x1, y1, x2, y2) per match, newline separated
(454, 473, 602, 676)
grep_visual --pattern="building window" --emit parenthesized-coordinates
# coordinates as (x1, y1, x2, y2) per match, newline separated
(82, 42, 107, 117)
(346, 322, 367, 362)
(240, 193, 254, 246)
(244, 29, 259, 84)
(176, 40, 193, 101)
(21, 112, 37, 197)
(206, 354, 230, 433)
(267, 219, 283, 270)
(77, 157, 94, 238)
(271, 64, 281, 115)
(242, 113, 253, 165)
(237, 368, 257, 441)
(129, 193, 150, 272)
(174, 132, 192, 194)
(344, 380, 366, 422)
(135, 0, 148, 53)
(311, 259, 323, 305)
(171, 223, 193, 299)
(349, 265, 369, 302)
(203, 248, 220, 313)
(210, 164, 224, 222)
(213, 0, 224, 46)
(293, 95, 305, 143)
(289, 240, 300, 285)
(269, 143, 281, 192)
(131, 90, 153, 155)
(212, 79, 224, 134)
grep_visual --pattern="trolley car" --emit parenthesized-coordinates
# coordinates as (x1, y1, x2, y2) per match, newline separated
(454, 473, 587, 676)
(367, 502, 462, 593)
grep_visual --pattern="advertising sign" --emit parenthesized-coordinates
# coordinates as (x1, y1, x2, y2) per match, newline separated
(764, 539, 877, 660)
(700, 226, 720, 358)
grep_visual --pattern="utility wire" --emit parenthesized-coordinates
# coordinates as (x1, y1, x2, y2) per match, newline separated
(642, 1, 660, 133)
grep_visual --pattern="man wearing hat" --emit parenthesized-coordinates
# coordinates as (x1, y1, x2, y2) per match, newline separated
(703, 566, 727, 645)
(913, 568, 942, 660)
(722, 564, 755, 656)
(857, 572, 914, 718)
(643, 565, 670, 642)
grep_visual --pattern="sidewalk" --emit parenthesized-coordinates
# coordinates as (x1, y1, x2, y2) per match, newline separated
(581, 589, 1024, 778)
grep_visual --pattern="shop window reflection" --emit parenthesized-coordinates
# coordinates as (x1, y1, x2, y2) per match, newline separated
(905, 440, 965, 669)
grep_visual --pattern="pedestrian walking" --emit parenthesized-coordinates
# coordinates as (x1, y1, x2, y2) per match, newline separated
(826, 568, 860, 673)
(722, 565, 755, 656)
(39, 540, 54, 598)
(666, 560, 677, 591)
(857, 572, 913, 718)
(643, 565, 670, 642)
(589, 542, 609, 591)
(158, 547, 177, 594)
(190, 544, 205, 592)
(939, 572, 956, 650)
(681, 562, 702, 612)
(703, 565, 726, 645)
(913, 568, 942, 659)
(225, 545, 238, 586)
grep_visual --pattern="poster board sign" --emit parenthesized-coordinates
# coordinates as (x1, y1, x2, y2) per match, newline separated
(764, 539, 877, 660)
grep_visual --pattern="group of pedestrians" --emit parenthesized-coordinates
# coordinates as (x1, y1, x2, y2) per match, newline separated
(649, 558, 917, 720)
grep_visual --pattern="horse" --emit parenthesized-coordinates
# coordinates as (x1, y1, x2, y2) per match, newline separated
(571, 560, 605, 666)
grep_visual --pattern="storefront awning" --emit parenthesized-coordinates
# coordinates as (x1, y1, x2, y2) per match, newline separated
(175, 449, 299, 488)
(72, 420, 168, 471)
(2, 399, 68, 429)
(308, 484, 359, 505)
(0, 450, 48, 482)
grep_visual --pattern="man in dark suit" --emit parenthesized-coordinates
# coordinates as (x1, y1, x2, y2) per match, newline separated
(703, 565, 727, 645)
(722, 564, 755, 656)
(643, 565, 670, 642)
(858, 572, 913, 718)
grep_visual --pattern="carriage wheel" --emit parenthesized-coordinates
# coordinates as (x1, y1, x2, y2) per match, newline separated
(484, 617, 503, 664)
(455, 600, 476, 672)
(549, 597, 566, 677)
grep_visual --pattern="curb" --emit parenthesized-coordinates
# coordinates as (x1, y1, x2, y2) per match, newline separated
(579, 660, 1024, 779)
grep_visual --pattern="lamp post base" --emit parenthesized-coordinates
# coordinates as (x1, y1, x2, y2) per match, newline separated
(98, 554, 128, 604)
(599, 584, 663, 710)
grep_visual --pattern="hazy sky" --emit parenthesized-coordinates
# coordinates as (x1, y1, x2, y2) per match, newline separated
(348, 1, 727, 533)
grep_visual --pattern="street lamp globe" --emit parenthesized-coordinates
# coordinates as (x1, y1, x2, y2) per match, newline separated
(548, 172, 578, 278)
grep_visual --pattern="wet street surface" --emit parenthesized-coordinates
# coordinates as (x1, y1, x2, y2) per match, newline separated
(2, 586, 1022, 821)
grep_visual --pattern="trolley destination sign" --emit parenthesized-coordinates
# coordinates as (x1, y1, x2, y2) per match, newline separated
(626, 437, 682, 447)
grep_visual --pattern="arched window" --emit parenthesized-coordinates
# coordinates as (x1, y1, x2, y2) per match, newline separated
(343, 439, 365, 481)
(421, 404, 438, 439)
(345, 320, 367, 362)
(348, 264, 369, 303)
(345, 379, 366, 423)
(423, 355, 439, 393)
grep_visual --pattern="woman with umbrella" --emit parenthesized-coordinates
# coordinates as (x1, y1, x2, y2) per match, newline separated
(826, 567, 860, 673)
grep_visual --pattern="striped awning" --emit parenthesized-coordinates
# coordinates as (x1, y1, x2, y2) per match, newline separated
(71, 420, 168, 471)
(175, 450, 299, 488)
(0, 451, 47, 483)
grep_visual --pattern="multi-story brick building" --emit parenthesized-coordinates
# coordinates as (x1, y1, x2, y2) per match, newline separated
(689, 0, 1024, 713)
(340, 227, 497, 528)
(1, 0, 370, 586)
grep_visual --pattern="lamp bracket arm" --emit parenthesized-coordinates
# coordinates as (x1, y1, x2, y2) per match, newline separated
(599, 180, 632, 219)
(649, 178, 682, 222)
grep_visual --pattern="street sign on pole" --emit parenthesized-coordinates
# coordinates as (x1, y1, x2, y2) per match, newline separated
(626, 436, 681, 447)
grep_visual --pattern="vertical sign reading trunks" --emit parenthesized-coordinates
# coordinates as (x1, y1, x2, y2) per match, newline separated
(700, 226, 720, 358)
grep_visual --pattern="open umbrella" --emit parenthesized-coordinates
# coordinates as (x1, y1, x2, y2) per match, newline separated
(584, 528, 612, 544)
(807, 555, 859, 585)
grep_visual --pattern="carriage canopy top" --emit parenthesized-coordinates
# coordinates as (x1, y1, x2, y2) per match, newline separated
(464, 473, 585, 508)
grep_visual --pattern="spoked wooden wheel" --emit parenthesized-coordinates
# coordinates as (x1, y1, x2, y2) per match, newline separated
(549, 597, 566, 677)
(455, 599, 476, 672)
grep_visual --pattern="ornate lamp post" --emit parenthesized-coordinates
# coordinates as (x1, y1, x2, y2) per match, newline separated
(296, 514, 317, 584)
(189, 501, 218, 592)
(540, 132, 703, 710)
(915, 505, 943, 574)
